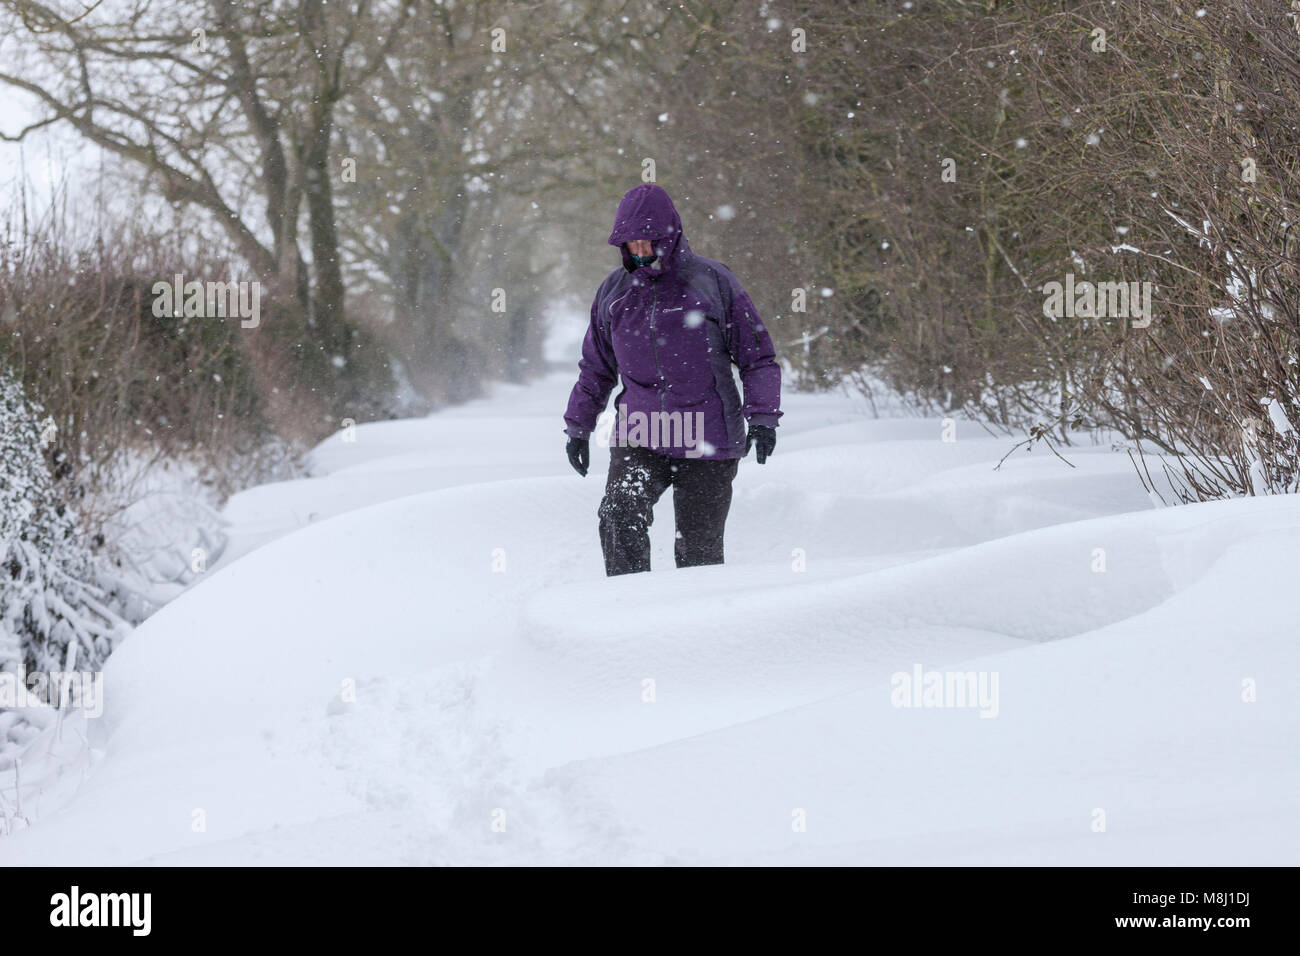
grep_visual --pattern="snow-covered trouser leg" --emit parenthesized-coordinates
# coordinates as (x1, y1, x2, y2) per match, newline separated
(598, 446, 740, 575)
(599, 447, 672, 575)
(670, 456, 739, 569)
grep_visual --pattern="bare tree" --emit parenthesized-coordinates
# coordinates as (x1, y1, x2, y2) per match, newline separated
(0, 0, 417, 418)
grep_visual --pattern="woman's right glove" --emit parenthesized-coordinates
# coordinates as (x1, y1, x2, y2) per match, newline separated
(566, 436, 589, 477)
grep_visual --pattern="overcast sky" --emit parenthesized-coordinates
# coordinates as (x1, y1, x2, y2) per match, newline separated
(0, 70, 93, 212)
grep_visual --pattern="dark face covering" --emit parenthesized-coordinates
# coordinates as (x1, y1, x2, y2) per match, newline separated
(627, 239, 660, 269)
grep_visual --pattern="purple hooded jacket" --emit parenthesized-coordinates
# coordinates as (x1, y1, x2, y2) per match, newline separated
(563, 184, 782, 460)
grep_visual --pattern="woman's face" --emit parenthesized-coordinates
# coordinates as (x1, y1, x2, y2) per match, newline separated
(626, 239, 655, 257)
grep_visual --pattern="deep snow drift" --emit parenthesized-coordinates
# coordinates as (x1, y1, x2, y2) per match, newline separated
(2, 363, 1298, 864)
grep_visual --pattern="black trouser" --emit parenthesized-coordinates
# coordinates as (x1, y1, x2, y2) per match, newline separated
(598, 445, 740, 576)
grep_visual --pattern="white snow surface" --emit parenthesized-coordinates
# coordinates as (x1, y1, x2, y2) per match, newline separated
(3, 372, 1298, 864)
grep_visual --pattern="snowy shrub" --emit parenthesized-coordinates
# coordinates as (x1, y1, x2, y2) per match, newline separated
(774, 0, 1300, 500)
(0, 365, 128, 686)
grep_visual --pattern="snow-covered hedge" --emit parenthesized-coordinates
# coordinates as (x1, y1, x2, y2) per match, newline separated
(0, 366, 129, 685)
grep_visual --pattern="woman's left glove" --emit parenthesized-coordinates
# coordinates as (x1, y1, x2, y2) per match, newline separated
(746, 424, 776, 464)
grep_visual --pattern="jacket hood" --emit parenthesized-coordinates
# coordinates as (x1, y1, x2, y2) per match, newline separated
(608, 183, 691, 275)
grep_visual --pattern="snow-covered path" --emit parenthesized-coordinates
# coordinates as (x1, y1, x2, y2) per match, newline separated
(3, 371, 1298, 864)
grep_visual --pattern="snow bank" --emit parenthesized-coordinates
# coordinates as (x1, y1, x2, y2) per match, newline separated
(2, 374, 1296, 864)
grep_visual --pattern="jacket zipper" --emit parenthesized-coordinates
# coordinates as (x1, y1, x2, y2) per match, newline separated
(649, 282, 665, 414)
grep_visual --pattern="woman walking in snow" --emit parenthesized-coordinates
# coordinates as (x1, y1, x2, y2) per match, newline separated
(563, 184, 783, 576)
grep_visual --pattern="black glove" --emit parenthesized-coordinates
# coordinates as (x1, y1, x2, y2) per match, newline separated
(746, 424, 776, 464)
(566, 436, 589, 477)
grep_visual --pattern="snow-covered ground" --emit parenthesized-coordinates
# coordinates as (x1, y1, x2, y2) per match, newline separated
(3, 364, 1298, 864)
